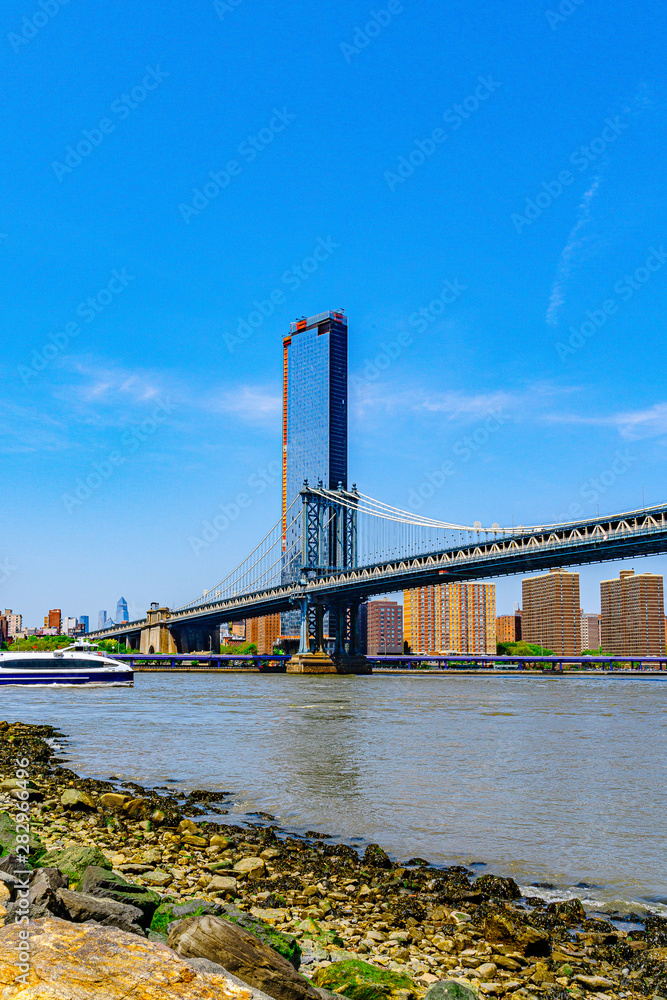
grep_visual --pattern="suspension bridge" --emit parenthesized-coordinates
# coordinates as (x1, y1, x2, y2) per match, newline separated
(89, 483, 667, 672)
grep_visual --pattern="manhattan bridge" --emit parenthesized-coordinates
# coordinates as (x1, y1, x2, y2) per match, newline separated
(91, 482, 667, 669)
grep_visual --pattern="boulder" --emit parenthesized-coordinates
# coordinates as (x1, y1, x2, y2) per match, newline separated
(313, 959, 419, 1000)
(0, 916, 254, 998)
(151, 898, 224, 936)
(233, 857, 265, 879)
(545, 898, 586, 925)
(141, 870, 173, 887)
(362, 844, 392, 869)
(125, 796, 152, 819)
(99, 792, 131, 812)
(474, 874, 521, 899)
(168, 914, 320, 1000)
(38, 844, 111, 882)
(0, 811, 42, 858)
(483, 909, 551, 957)
(60, 788, 96, 810)
(25, 868, 68, 919)
(223, 904, 301, 969)
(209, 875, 239, 896)
(424, 983, 477, 1000)
(56, 887, 145, 935)
(79, 865, 161, 927)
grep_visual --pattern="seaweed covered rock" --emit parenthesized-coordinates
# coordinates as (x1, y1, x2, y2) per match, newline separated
(482, 905, 551, 957)
(0, 811, 42, 858)
(474, 874, 521, 900)
(38, 844, 111, 883)
(79, 865, 161, 928)
(168, 914, 319, 1000)
(223, 904, 302, 970)
(313, 959, 419, 1000)
(362, 844, 393, 869)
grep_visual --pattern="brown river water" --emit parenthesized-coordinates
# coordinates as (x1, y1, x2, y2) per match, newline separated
(3, 671, 666, 915)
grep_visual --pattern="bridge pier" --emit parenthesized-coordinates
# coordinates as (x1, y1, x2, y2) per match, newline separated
(171, 625, 221, 654)
(140, 607, 178, 655)
(287, 596, 370, 675)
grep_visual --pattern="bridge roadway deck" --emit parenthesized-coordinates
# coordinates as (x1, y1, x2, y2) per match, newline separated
(90, 504, 667, 642)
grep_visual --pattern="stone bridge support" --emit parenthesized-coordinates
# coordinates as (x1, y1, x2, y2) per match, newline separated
(139, 607, 178, 655)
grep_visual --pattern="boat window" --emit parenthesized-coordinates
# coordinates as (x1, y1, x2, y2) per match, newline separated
(3, 658, 102, 670)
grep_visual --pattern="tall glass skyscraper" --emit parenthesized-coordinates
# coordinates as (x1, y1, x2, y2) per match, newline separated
(281, 310, 348, 636)
(116, 597, 129, 623)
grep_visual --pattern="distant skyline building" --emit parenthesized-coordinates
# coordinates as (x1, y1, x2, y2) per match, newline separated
(404, 582, 496, 654)
(246, 615, 281, 655)
(44, 609, 62, 633)
(62, 616, 78, 636)
(600, 569, 664, 656)
(98, 611, 108, 630)
(116, 597, 129, 623)
(3, 610, 22, 636)
(78, 615, 90, 634)
(358, 600, 403, 656)
(281, 309, 349, 637)
(522, 569, 581, 656)
(496, 612, 522, 644)
(581, 612, 601, 651)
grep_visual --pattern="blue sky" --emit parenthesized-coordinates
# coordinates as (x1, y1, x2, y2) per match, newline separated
(2, 0, 666, 625)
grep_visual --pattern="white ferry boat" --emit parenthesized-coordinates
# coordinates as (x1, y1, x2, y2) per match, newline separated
(0, 642, 133, 687)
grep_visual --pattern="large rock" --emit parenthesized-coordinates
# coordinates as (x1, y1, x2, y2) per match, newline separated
(483, 908, 551, 957)
(168, 914, 320, 1000)
(362, 844, 392, 869)
(223, 905, 301, 969)
(56, 887, 145, 935)
(0, 811, 42, 858)
(60, 788, 96, 810)
(79, 865, 160, 928)
(15, 868, 68, 920)
(474, 874, 521, 900)
(38, 844, 111, 882)
(313, 959, 419, 1000)
(424, 983, 477, 1000)
(0, 916, 254, 998)
(152, 899, 225, 937)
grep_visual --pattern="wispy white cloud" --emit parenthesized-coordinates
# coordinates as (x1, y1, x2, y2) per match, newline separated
(353, 382, 577, 423)
(546, 176, 602, 327)
(203, 386, 282, 426)
(545, 402, 667, 440)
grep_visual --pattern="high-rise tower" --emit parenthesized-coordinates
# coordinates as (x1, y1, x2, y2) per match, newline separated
(281, 310, 348, 638)
(116, 597, 129, 624)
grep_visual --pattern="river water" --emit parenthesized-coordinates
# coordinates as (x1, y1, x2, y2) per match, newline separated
(3, 672, 666, 915)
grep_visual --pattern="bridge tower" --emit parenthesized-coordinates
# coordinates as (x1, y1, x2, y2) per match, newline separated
(287, 482, 370, 674)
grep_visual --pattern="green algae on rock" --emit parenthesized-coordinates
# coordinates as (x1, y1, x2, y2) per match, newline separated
(38, 844, 111, 882)
(313, 959, 419, 1000)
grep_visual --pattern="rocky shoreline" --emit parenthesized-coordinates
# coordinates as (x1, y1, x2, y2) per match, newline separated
(0, 719, 665, 1000)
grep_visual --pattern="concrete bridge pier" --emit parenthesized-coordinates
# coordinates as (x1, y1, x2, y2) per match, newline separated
(287, 597, 370, 675)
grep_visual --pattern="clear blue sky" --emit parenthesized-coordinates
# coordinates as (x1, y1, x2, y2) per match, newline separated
(2, 0, 666, 626)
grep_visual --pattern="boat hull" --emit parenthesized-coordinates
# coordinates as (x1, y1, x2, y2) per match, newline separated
(0, 671, 133, 687)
